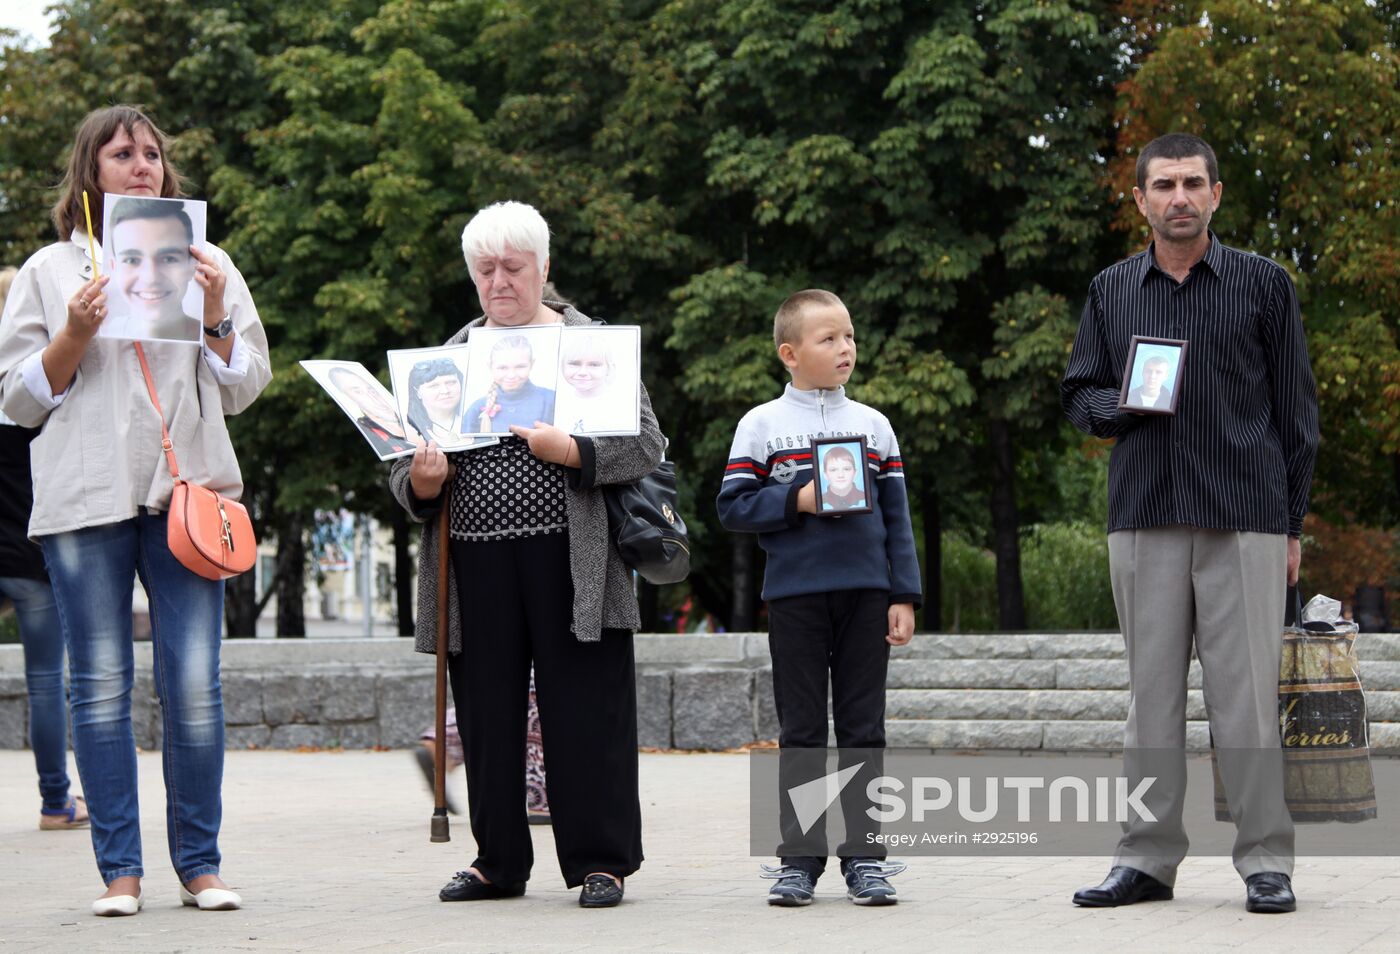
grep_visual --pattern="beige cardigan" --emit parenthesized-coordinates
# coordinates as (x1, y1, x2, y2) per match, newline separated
(0, 233, 272, 537)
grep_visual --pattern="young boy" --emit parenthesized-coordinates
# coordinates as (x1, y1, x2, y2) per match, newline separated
(716, 288, 921, 907)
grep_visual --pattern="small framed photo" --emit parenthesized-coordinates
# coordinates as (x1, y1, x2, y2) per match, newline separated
(1118, 336, 1187, 415)
(811, 436, 873, 517)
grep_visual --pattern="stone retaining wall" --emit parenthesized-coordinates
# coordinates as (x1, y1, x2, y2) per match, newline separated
(0, 635, 777, 752)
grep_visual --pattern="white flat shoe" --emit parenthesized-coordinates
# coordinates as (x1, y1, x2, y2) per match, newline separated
(180, 885, 242, 911)
(92, 892, 143, 917)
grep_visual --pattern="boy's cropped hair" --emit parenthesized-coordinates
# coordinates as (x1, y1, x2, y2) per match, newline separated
(1135, 133, 1218, 189)
(773, 288, 845, 350)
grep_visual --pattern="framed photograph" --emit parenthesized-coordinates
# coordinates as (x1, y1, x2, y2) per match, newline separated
(461, 325, 563, 437)
(811, 435, 873, 517)
(300, 360, 417, 461)
(554, 325, 642, 436)
(1118, 336, 1188, 415)
(98, 194, 207, 343)
(386, 344, 493, 451)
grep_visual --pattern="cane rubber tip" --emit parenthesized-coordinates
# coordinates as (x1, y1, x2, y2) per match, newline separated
(430, 815, 450, 843)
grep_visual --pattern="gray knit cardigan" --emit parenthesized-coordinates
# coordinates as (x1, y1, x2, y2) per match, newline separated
(389, 305, 666, 656)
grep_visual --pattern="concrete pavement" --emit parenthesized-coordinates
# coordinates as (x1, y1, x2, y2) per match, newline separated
(2, 750, 1399, 953)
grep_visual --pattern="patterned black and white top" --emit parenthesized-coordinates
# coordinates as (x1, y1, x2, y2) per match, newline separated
(448, 437, 567, 541)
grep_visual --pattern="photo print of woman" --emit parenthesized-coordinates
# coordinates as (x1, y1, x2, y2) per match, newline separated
(386, 345, 481, 451)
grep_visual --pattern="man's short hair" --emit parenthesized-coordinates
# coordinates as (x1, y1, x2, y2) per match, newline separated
(1144, 355, 1169, 369)
(773, 288, 845, 351)
(1135, 133, 1219, 190)
(109, 196, 194, 245)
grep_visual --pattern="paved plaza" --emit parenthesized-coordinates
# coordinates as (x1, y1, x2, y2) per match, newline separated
(3, 749, 1399, 953)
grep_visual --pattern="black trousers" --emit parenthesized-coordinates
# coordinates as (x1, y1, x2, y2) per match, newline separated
(768, 588, 890, 877)
(446, 533, 643, 888)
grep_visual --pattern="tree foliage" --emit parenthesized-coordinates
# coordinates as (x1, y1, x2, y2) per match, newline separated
(2, 0, 1395, 634)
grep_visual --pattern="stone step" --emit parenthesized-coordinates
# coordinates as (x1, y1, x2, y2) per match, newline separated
(891, 632, 1400, 662)
(880, 719, 1400, 753)
(887, 658, 1400, 692)
(885, 688, 1400, 722)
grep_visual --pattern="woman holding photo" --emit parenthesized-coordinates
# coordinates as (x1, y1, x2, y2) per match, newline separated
(391, 200, 664, 908)
(0, 105, 271, 917)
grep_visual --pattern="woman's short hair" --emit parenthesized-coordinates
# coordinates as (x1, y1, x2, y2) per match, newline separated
(51, 105, 186, 241)
(560, 334, 614, 378)
(461, 201, 550, 278)
(109, 196, 195, 245)
(409, 358, 463, 391)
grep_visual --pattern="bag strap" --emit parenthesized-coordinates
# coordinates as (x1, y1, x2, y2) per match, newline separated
(132, 342, 182, 480)
(1285, 585, 1302, 628)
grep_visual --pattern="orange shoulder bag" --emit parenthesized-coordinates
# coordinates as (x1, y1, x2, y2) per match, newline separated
(134, 342, 257, 580)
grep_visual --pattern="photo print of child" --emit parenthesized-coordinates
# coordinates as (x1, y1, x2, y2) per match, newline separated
(462, 326, 560, 436)
(386, 345, 481, 451)
(812, 436, 872, 515)
(553, 326, 641, 436)
(299, 360, 417, 460)
(1118, 336, 1187, 415)
(99, 194, 205, 343)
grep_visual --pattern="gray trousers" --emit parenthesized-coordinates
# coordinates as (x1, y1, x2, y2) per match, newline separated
(1108, 526, 1294, 884)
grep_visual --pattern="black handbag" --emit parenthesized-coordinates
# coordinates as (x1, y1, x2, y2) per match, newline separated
(604, 460, 690, 584)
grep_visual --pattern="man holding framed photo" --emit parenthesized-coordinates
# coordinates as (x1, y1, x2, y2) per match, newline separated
(1061, 133, 1319, 914)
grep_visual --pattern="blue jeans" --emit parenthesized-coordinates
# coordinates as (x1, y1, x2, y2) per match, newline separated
(41, 511, 226, 885)
(0, 575, 72, 809)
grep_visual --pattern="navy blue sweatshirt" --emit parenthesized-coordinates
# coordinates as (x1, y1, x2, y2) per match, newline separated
(715, 384, 921, 606)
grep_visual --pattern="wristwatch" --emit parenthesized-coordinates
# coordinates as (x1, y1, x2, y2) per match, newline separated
(204, 316, 235, 339)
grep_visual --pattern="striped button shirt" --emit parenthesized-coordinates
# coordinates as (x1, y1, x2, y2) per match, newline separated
(1062, 235, 1319, 537)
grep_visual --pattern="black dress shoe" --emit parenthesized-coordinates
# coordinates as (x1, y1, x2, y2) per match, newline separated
(579, 873, 624, 908)
(1245, 872, 1296, 913)
(439, 871, 526, 902)
(1073, 866, 1174, 907)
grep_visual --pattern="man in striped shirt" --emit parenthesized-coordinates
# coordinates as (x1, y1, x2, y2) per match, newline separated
(1062, 133, 1318, 915)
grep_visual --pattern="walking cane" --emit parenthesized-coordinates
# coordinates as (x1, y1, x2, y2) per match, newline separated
(430, 466, 455, 843)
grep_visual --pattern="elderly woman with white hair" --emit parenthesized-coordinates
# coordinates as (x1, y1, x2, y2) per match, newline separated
(390, 201, 664, 908)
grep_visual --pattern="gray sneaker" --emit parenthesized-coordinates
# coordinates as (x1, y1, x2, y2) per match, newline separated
(843, 859, 907, 906)
(761, 864, 817, 906)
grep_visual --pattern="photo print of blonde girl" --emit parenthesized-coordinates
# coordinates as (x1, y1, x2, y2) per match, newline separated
(461, 325, 561, 437)
(553, 326, 641, 436)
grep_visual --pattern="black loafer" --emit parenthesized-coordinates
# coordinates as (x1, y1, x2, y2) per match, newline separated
(579, 873, 624, 908)
(1245, 872, 1296, 913)
(1073, 866, 1174, 907)
(439, 871, 526, 902)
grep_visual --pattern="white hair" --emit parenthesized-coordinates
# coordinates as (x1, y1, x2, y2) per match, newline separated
(461, 201, 550, 278)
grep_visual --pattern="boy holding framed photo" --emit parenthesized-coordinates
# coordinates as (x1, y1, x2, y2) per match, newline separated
(716, 289, 921, 908)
